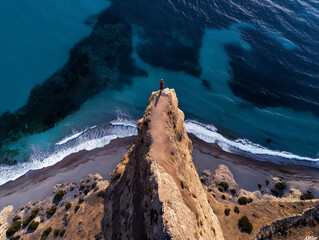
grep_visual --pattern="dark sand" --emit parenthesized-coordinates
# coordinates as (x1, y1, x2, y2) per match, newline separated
(1, 135, 319, 210)
(191, 135, 319, 196)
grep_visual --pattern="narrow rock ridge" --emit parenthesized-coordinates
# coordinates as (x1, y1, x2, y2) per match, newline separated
(102, 88, 224, 240)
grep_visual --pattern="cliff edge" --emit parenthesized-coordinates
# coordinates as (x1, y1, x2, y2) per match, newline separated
(102, 88, 224, 240)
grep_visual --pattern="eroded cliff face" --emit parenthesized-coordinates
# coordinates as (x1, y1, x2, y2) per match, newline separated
(102, 88, 224, 240)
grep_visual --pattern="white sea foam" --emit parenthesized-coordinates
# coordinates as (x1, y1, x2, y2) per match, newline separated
(1, 118, 318, 186)
(0, 118, 137, 186)
(56, 129, 87, 145)
(185, 120, 319, 163)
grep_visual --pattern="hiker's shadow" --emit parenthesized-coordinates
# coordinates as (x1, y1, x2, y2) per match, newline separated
(155, 91, 162, 107)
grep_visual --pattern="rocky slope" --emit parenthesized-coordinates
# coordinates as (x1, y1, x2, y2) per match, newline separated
(102, 88, 224, 240)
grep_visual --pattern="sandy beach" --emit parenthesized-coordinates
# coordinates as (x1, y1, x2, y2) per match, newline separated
(0, 136, 136, 210)
(1, 134, 318, 210)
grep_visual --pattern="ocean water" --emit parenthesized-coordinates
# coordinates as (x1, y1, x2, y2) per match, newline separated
(0, 0, 111, 113)
(0, 0, 319, 185)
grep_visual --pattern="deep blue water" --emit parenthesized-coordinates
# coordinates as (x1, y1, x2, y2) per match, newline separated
(0, 0, 318, 185)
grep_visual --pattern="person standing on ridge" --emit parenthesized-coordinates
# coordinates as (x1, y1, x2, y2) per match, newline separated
(159, 79, 164, 90)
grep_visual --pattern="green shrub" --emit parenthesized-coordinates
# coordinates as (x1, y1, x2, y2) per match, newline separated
(30, 207, 40, 218)
(27, 220, 39, 231)
(238, 197, 249, 205)
(84, 188, 90, 195)
(75, 205, 80, 212)
(91, 181, 97, 189)
(238, 216, 253, 233)
(6, 220, 22, 236)
(42, 227, 52, 236)
(300, 190, 314, 200)
(275, 181, 287, 190)
(65, 202, 71, 210)
(98, 190, 105, 198)
(54, 229, 60, 236)
(271, 188, 280, 196)
(230, 189, 237, 194)
(13, 215, 21, 221)
(46, 204, 57, 215)
(234, 206, 240, 214)
(54, 190, 65, 200)
(9, 235, 21, 240)
(23, 207, 40, 226)
(224, 208, 230, 216)
(80, 183, 85, 189)
(219, 182, 229, 191)
(60, 229, 66, 236)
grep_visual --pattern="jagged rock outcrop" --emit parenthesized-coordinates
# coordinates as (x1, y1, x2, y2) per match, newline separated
(252, 204, 319, 239)
(213, 164, 237, 190)
(102, 88, 224, 240)
(0, 205, 13, 239)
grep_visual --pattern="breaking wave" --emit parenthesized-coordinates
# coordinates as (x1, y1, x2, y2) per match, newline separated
(1, 117, 318, 186)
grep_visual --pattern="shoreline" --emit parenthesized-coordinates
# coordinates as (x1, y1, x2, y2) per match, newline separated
(190, 135, 319, 195)
(1, 134, 318, 210)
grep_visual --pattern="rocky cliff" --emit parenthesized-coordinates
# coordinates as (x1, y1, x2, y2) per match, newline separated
(102, 88, 224, 240)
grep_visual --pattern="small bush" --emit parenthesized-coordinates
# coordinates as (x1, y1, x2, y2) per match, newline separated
(218, 187, 224, 192)
(54, 190, 65, 200)
(234, 206, 240, 214)
(222, 195, 226, 200)
(271, 188, 280, 196)
(265, 180, 269, 185)
(98, 190, 105, 198)
(30, 207, 40, 218)
(219, 182, 229, 191)
(6, 220, 22, 236)
(84, 188, 90, 195)
(239, 216, 253, 233)
(46, 204, 57, 215)
(224, 208, 230, 216)
(230, 189, 237, 194)
(257, 183, 262, 189)
(80, 183, 85, 189)
(75, 205, 80, 212)
(60, 229, 66, 236)
(9, 235, 21, 240)
(65, 202, 71, 210)
(300, 190, 314, 200)
(276, 181, 287, 190)
(23, 207, 40, 226)
(27, 220, 39, 231)
(54, 229, 60, 236)
(13, 215, 21, 221)
(91, 181, 97, 189)
(42, 227, 52, 236)
(238, 197, 249, 205)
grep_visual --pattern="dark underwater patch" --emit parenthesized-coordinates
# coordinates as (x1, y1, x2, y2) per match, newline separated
(226, 27, 319, 116)
(0, 16, 137, 150)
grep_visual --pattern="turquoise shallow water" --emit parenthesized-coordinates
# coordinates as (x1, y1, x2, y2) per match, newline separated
(0, 0, 319, 185)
